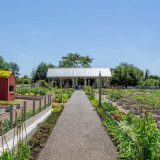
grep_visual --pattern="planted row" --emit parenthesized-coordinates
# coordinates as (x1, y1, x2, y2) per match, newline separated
(85, 87, 160, 160)
(16, 87, 50, 96)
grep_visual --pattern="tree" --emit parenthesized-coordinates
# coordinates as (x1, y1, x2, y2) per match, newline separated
(17, 75, 31, 84)
(0, 55, 20, 76)
(111, 63, 144, 88)
(148, 75, 160, 80)
(144, 69, 150, 80)
(59, 53, 93, 68)
(0, 55, 9, 70)
(8, 62, 20, 77)
(31, 62, 55, 82)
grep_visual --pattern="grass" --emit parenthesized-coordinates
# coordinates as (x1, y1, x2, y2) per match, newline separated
(0, 100, 20, 106)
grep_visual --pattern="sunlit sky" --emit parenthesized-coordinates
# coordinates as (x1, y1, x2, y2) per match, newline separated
(0, 0, 160, 76)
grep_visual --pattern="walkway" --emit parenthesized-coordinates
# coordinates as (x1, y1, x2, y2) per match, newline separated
(38, 90, 117, 160)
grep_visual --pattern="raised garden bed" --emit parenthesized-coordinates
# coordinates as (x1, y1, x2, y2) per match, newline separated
(122, 104, 131, 110)
(130, 108, 141, 115)
(16, 95, 43, 100)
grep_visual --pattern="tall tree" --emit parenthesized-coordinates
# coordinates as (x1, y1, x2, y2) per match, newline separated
(31, 62, 55, 82)
(111, 63, 144, 88)
(0, 55, 20, 76)
(59, 53, 93, 68)
(0, 55, 9, 70)
(8, 62, 20, 77)
(144, 69, 150, 80)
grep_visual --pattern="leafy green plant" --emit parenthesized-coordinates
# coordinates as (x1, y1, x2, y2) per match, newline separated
(52, 105, 63, 113)
(86, 89, 160, 160)
(16, 87, 50, 96)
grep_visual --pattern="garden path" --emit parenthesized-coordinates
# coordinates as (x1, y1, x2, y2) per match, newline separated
(38, 90, 117, 160)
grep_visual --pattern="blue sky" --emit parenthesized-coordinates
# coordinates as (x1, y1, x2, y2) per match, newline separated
(0, 0, 160, 76)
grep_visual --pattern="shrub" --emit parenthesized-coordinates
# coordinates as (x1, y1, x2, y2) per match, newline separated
(38, 80, 49, 88)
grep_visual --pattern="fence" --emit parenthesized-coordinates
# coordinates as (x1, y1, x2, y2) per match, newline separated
(0, 94, 52, 135)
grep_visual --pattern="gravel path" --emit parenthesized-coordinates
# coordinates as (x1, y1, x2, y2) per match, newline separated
(38, 90, 117, 160)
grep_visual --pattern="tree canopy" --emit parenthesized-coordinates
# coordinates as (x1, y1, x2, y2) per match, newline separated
(17, 75, 31, 84)
(0, 55, 20, 76)
(31, 62, 54, 82)
(111, 63, 144, 88)
(59, 53, 93, 68)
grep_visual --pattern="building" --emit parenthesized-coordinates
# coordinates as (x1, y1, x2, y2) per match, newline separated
(0, 71, 16, 101)
(47, 68, 112, 88)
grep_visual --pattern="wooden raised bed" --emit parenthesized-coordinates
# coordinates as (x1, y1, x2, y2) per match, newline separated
(130, 108, 141, 115)
(16, 95, 43, 100)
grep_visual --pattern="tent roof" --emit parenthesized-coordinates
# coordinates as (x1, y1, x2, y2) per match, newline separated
(47, 68, 112, 78)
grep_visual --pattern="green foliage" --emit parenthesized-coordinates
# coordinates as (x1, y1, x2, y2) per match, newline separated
(100, 88, 160, 107)
(17, 75, 31, 85)
(8, 62, 20, 77)
(2, 119, 11, 134)
(110, 91, 122, 100)
(59, 53, 93, 68)
(28, 105, 63, 160)
(31, 62, 54, 82)
(38, 80, 49, 88)
(54, 89, 73, 103)
(0, 55, 20, 77)
(111, 62, 144, 88)
(0, 101, 19, 106)
(0, 143, 30, 160)
(86, 89, 160, 160)
(16, 87, 50, 96)
(143, 78, 160, 86)
(0, 150, 11, 160)
(52, 105, 63, 113)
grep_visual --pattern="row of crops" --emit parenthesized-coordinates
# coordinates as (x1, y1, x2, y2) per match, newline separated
(16, 87, 51, 96)
(85, 87, 160, 160)
(96, 89, 160, 117)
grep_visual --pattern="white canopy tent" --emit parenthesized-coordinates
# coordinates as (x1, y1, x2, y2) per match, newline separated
(47, 68, 112, 87)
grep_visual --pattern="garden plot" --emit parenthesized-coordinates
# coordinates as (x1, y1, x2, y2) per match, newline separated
(95, 89, 160, 125)
(0, 88, 74, 159)
(85, 87, 160, 159)
(0, 94, 52, 135)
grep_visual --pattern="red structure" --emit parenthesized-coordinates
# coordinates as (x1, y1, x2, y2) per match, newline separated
(0, 71, 16, 101)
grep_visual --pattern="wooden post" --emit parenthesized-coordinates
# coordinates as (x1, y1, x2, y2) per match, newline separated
(48, 95, 50, 106)
(23, 101, 26, 122)
(39, 99, 42, 112)
(16, 104, 20, 109)
(50, 95, 52, 105)
(99, 71, 102, 108)
(88, 79, 90, 86)
(10, 105, 13, 129)
(44, 95, 46, 108)
(72, 78, 75, 88)
(84, 78, 87, 86)
(33, 99, 35, 116)
(60, 78, 62, 89)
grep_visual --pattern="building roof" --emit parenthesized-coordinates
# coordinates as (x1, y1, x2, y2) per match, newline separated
(0, 71, 12, 78)
(47, 68, 112, 78)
